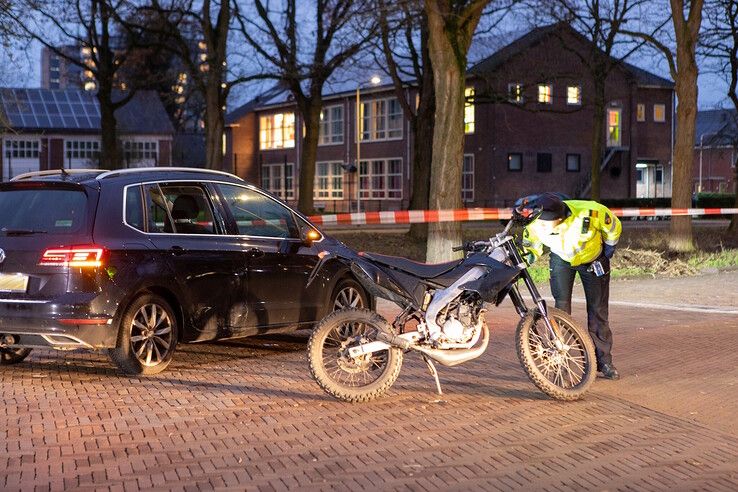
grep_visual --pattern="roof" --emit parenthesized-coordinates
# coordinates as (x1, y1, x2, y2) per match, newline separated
(695, 109, 738, 146)
(469, 23, 674, 89)
(0, 88, 174, 135)
(227, 23, 674, 123)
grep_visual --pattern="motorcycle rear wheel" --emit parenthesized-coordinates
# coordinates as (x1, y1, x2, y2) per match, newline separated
(516, 307, 596, 401)
(308, 308, 402, 403)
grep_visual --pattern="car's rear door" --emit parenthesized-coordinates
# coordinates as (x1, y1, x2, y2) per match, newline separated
(214, 183, 321, 329)
(139, 181, 245, 341)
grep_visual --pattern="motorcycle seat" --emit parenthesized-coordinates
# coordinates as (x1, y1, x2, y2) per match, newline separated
(360, 252, 461, 279)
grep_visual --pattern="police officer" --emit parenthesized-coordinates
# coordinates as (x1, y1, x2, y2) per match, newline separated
(521, 193, 622, 380)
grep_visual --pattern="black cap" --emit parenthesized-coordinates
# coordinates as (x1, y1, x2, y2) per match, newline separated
(536, 192, 569, 221)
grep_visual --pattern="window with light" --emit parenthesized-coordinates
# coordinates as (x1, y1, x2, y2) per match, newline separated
(260, 113, 296, 150)
(508, 83, 523, 104)
(464, 87, 475, 133)
(538, 84, 553, 104)
(566, 86, 581, 105)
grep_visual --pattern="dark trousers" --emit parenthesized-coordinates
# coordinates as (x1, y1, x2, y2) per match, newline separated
(549, 253, 613, 367)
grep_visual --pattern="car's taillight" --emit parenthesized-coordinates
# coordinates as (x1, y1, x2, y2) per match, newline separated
(39, 245, 105, 268)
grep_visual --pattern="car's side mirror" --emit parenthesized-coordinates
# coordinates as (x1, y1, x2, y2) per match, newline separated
(302, 228, 322, 246)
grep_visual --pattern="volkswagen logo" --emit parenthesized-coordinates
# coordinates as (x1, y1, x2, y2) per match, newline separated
(0, 248, 5, 265)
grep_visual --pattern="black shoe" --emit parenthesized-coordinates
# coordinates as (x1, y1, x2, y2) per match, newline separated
(600, 363, 620, 380)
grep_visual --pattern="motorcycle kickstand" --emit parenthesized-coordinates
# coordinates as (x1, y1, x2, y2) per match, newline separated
(422, 354, 443, 395)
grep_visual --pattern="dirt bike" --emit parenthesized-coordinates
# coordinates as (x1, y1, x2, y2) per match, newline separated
(306, 208, 596, 402)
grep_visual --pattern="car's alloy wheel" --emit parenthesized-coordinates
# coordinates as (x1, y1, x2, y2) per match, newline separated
(333, 285, 364, 311)
(109, 293, 179, 375)
(130, 303, 174, 367)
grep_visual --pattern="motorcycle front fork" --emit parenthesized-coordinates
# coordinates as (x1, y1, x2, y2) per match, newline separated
(509, 271, 566, 349)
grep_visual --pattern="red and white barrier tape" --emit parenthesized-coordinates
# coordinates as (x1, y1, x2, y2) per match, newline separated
(307, 207, 738, 226)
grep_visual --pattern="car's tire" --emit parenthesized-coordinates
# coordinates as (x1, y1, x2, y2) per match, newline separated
(308, 308, 402, 403)
(0, 347, 32, 365)
(331, 278, 369, 312)
(516, 307, 596, 401)
(108, 293, 179, 375)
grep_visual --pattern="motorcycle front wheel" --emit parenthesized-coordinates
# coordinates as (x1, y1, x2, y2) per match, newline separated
(308, 308, 403, 403)
(516, 308, 596, 401)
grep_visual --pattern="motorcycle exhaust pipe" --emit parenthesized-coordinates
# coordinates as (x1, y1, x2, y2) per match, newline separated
(414, 323, 490, 367)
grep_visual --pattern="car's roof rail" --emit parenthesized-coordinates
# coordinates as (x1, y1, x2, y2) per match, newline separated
(95, 167, 244, 181)
(10, 169, 108, 181)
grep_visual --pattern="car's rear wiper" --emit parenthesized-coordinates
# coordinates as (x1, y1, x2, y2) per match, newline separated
(1, 228, 48, 236)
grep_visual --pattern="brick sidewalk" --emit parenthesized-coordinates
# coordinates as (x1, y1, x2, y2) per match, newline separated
(2, 280, 738, 490)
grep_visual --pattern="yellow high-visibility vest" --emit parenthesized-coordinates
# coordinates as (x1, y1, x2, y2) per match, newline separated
(523, 200, 622, 266)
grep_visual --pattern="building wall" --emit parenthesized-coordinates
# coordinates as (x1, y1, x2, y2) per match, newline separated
(692, 146, 737, 194)
(0, 133, 173, 181)
(226, 31, 674, 210)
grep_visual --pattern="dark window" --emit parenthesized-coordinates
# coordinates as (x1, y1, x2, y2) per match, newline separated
(655, 167, 663, 184)
(0, 188, 87, 234)
(217, 184, 299, 238)
(158, 184, 216, 234)
(566, 154, 581, 172)
(125, 185, 145, 231)
(508, 153, 522, 172)
(145, 185, 173, 233)
(537, 153, 552, 173)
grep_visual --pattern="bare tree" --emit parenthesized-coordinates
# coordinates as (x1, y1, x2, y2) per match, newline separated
(376, 0, 434, 240)
(9, 0, 144, 168)
(139, 0, 254, 171)
(424, 0, 490, 263)
(623, 0, 705, 252)
(534, 0, 662, 201)
(702, 0, 738, 235)
(235, 0, 377, 214)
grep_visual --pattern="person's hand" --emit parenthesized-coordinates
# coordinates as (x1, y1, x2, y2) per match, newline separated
(524, 252, 535, 265)
(603, 244, 616, 259)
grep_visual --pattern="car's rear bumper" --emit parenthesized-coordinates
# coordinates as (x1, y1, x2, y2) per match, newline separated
(0, 298, 117, 350)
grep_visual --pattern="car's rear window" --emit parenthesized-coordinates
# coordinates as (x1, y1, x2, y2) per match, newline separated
(0, 188, 88, 234)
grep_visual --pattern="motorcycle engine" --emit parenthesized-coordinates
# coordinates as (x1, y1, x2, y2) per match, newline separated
(441, 317, 468, 341)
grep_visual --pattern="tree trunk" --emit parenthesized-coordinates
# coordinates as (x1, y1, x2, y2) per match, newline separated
(408, 15, 435, 242)
(729, 164, 738, 235)
(97, 85, 120, 169)
(409, 88, 435, 241)
(589, 79, 606, 201)
(425, 6, 467, 263)
(298, 101, 321, 214)
(204, 82, 224, 170)
(669, 52, 699, 251)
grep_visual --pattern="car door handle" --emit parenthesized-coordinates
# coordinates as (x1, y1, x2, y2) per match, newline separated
(170, 246, 185, 256)
(246, 247, 264, 259)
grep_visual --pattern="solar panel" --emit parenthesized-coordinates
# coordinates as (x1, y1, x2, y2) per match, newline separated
(0, 88, 106, 130)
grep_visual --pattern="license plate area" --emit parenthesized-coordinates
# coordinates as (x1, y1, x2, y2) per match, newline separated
(0, 273, 30, 293)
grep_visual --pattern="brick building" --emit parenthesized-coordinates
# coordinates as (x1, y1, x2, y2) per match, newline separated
(0, 88, 174, 180)
(694, 109, 737, 194)
(225, 23, 675, 211)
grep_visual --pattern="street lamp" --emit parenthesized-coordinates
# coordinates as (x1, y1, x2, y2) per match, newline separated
(698, 131, 719, 193)
(355, 75, 382, 213)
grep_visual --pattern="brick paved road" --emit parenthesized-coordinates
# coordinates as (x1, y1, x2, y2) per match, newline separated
(2, 272, 738, 491)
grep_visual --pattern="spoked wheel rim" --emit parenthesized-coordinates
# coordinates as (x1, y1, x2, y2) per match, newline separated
(321, 320, 389, 388)
(130, 303, 174, 367)
(333, 286, 364, 311)
(528, 315, 590, 389)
